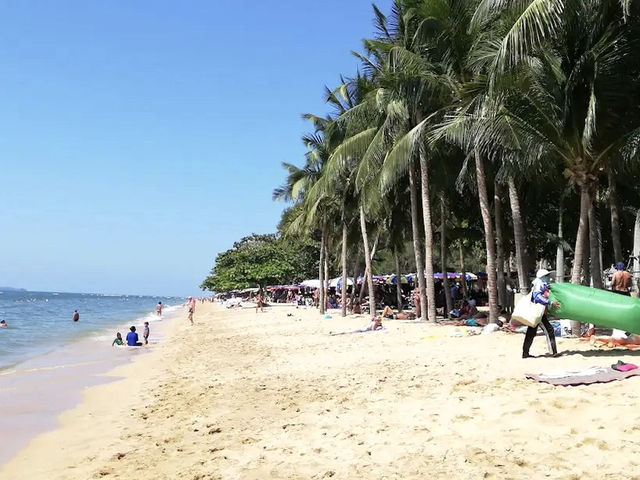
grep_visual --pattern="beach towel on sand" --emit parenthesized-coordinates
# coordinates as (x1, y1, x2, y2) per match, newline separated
(526, 366, 640, 386)
(329, 327, 388, 336)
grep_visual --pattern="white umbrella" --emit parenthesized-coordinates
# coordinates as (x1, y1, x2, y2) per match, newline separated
(329, 277, 354, 288)
(300, 279, 321, 289)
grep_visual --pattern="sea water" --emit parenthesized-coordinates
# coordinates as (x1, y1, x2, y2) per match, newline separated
(0, 289, 185, 468)
(0, 290, 183, 370)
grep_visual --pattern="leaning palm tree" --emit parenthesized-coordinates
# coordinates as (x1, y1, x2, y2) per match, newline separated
(274, 117, 342, 314)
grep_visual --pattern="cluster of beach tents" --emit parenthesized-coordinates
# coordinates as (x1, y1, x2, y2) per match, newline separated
(291, 272, 487, 291)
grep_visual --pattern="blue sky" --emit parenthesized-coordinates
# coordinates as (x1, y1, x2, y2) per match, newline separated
(0, 0, 391, 296)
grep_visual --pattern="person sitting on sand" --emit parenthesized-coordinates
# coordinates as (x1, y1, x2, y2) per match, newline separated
(364, 317, 384, 331)
(0, 320, 7, 328)
(459, 300, 487, 320)
(351, 301, 362, 314)
(126, 326, 142, 346)
(112, 332, 123, 346)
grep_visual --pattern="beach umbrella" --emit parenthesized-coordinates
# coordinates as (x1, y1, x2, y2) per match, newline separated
(386, 274, 408, 285)
(336, 277, 354, 288)
(300, 279, 321, 289)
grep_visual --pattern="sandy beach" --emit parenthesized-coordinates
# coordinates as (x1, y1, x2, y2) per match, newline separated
(4, 302, 640, 479)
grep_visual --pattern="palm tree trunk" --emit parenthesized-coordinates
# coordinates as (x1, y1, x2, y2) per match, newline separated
(441, 198, 453, 317)
(571, 185, 591, 285)
(459, 241, 468, 298)
(318, 218, 326, 314)
(608, 169, 623, 263)
(494, 181, 506, 309)
(359, 206, 377, 317)
(589, 198, 603, 289)
(408, 164, 427, 321)
(507, 177, 528, 292)
(324, 228, 330, 311)
(394, 249, 403, 312)
(418, 148, 437, 322)
(570, 184, 591, 335)
(556, 203, 565, 284)
(350, 254, 360, 310)
(475, 150, 499, 323)
(358, 234, 379, 303)
(633, 209, 640, 293)
(341, 222, 348, 317)
(581, 231, 591, 286)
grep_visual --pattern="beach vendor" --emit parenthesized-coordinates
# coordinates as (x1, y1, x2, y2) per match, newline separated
(522, 269, 560, 358)
(611, 262, 633, 296)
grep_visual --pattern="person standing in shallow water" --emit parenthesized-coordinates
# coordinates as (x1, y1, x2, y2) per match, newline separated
(156, 302, 163, 316)
(72, 310, 80, 322)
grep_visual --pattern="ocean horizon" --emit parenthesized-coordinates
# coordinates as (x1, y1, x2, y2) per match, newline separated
(0, 289, 185, 370)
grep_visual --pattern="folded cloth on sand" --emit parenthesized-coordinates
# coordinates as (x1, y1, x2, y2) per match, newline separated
(612, 360, 638, 372)
(526, 366, 640, 386)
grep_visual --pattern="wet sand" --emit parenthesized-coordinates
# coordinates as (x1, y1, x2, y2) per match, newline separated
(3, 302, 640, 479)
(0, 310, 176, 468)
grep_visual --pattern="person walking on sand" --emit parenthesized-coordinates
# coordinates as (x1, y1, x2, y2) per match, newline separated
(522, 269, 561, 358)
(187, 297, 195, 325)
(256, 291, 264, 313)
(611, 262, 633, 296)
(72, 310, 80, 322)
(143, 321, 150, 345)
(413, 287, 421, 318)
(156, 302, 163, 316)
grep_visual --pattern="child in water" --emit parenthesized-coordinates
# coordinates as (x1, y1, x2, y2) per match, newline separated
(112, 332, 123, 346)
(0, 320, 7, 328)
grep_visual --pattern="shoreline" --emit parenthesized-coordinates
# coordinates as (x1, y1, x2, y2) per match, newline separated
(4, 303, 640, 479)
(0, 303, 184, 468)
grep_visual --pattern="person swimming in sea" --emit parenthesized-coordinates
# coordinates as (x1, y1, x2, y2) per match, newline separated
(0, 320, 7, 328)
(112, 332, 123, 346)
(72, 310, 80, 322)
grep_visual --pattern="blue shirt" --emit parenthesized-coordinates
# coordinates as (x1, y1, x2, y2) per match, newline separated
(126, 331, 139, 346)
(532, 278, 551, 306)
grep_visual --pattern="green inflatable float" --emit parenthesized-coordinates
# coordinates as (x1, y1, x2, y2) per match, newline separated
(549, 283, 640, 334)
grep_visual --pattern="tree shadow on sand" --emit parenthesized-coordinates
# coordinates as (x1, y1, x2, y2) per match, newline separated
(558, 349, 640, 358)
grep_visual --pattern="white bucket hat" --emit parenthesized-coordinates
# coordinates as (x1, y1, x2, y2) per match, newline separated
(536, 268, 551, 279)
